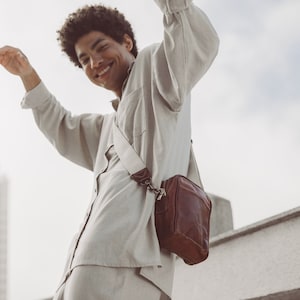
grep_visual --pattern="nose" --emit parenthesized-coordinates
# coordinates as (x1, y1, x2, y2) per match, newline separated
(90, 54, 103, 69)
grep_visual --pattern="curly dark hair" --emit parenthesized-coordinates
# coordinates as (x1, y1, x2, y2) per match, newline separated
(57, 4, 138, 68)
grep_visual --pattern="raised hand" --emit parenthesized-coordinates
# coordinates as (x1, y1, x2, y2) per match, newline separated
(0, 45, 41, 91)
(0, 46, 33, 76)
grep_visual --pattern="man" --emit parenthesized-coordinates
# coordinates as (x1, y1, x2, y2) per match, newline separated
(0, 1, 219, 299)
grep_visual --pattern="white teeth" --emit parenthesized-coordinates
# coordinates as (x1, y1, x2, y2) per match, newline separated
(97, 65, 110, 77)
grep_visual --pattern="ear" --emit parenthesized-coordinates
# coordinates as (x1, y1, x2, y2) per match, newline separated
(122, 34, 133, 52)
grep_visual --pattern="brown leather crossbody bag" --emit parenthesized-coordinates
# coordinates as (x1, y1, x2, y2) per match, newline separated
(113, 122, 212, 265)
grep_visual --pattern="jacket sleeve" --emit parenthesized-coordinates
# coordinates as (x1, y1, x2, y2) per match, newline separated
(153, 0, 219, 111)
(21, 82, 103, 171)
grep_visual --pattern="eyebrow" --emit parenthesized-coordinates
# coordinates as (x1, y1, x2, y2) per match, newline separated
(78, 38, 105, 60)
(91, 38, 105, 50)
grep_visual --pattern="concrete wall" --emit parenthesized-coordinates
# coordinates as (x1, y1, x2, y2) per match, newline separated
(208, 194, 233, 238)
(172, 207, 300, 300)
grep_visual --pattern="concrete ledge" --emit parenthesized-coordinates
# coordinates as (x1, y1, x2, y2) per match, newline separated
(244, 287, 300, 300)
(210, 206, 300, 247)
(173, 205, 300, 300)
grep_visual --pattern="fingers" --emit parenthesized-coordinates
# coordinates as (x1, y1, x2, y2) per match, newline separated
(0, 46, 17, 59)
(0, 45, 22, 54)
(0, 45, 32, 76)
(0, 46, 26, 63)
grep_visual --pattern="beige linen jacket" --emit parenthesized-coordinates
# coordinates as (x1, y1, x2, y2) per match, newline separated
(22, 0, 219, 296)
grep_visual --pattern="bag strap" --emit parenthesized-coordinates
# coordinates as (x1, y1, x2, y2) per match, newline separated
(113, 120, 167, 199)
(188, 142, 203, 188)
(112, 119, 203, 196)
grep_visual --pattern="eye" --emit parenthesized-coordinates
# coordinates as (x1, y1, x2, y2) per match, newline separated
(82, 58, 90, 65)
(79, 56, 90, 66)
(96, 44, 108, 52)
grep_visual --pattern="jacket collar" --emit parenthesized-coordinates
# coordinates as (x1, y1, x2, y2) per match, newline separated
(110, 60, 135, 112)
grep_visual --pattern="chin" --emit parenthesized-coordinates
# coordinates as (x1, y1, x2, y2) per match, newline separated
(91, 80, 105, 88)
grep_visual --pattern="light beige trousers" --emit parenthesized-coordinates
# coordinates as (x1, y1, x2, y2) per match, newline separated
(53, 265, 170, 300)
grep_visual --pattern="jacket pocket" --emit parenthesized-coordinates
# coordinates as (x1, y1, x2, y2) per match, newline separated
(117, 86, 148, 142)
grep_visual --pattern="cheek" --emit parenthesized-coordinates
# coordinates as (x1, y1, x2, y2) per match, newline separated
(83, 66, 92, 77)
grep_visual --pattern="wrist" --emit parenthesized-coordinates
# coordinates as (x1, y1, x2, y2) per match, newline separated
(21, 68, 41, 92)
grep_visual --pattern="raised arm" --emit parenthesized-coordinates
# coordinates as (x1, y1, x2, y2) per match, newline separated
(22, 83, 104, 170)
(153, 0, 219, 111)
(1, 46, 103, 171)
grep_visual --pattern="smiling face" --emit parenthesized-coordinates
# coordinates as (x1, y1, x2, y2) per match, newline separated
(75, 31, 135, 97)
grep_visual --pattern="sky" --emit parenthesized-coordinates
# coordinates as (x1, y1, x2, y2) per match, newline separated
(0, 0, 299, 299)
